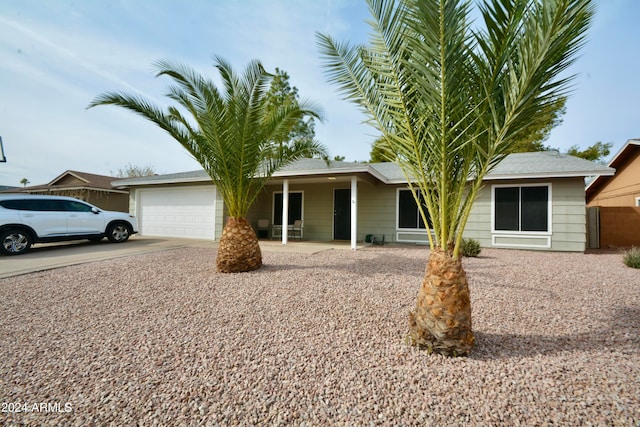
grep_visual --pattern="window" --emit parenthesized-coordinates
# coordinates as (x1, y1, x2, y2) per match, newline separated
(63, 201, 94, 212)
(273, 192, 303, 226)
(397, 189, 432, 230)
(636, 197, 640, 207)
(494, 185, 550, 233)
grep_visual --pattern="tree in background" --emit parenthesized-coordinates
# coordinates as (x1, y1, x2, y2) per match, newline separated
(509, 97, 567, 153)
(264, 68, 319, 158)
(319, 0, 593, 356)
(369, 136, 395, 163)
(20, 178, 30, 188)
(112, 163, 157, 178)
(566, 141, 612, 163)
(90, 57, 326, 272)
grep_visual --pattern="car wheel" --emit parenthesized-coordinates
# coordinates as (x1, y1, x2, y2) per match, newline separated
(107, 222, 131, 243)
(1, 229, 33, 255)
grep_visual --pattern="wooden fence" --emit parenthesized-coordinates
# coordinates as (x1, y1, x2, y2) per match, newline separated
(588, 206, 640, 249)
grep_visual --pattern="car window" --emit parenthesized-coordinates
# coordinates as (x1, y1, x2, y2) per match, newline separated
(0, 200, 26, 210)
(0, 199, 72, 211)
(36, 200, 68, 211)
(0, 199, 43, 211)
(64, 201, 93, 212)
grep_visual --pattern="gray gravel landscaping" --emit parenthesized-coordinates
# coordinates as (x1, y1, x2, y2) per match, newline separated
(1, 246, 638, 426)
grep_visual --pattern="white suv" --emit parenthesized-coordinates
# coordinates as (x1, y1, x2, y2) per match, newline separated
(0, 194, 138, 255)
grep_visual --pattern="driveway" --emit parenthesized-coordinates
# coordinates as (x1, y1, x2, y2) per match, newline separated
(0, 237, 215, 279)
(0, 237, 359, 279)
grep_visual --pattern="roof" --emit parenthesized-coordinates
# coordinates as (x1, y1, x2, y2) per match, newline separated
(484, 151, 615, 180)
(585, 138, 640, 201)
(113, 152, 615, 188)
(14, 170, 128, 194)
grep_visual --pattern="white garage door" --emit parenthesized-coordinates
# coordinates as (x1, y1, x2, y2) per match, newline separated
(137, 186, 217, 239)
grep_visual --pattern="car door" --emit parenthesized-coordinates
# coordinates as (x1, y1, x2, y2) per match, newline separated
(63, 200, 105, 235)
(16, 199, 68, 237)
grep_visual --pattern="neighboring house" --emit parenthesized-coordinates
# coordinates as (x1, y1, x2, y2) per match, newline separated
(9, 170, 129, 212)
(585, 138, 640, 248)
(586, 139, 640, 207)
(113, 152, 614, 252)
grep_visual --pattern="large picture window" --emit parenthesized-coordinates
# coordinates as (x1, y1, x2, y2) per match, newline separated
(273, 192, 302, 226)
(397, 189, 432, 230)
(494, 185, 550, 232)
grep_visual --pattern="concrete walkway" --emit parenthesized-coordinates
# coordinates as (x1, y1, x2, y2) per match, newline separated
(0, 237, 360, 279)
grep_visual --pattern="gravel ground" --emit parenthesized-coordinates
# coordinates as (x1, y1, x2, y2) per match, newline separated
(1, 246, 638, 426)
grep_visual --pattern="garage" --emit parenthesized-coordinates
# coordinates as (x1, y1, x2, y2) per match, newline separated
(136, 186, 217, 239)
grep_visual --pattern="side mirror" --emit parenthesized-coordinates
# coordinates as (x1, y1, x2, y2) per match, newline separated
(91, 207, 100, 214)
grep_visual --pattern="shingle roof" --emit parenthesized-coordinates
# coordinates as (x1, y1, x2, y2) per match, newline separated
(17, 170, 125, 193)
(485, 151, 615, 179)
(112, 152, 614, 187)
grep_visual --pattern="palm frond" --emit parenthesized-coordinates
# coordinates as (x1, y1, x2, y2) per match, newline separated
(90, 56, 327, 219)
(319, 0, 592, 257)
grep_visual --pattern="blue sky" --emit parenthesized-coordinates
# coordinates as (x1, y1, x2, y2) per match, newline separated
(1, 0, 638, 186)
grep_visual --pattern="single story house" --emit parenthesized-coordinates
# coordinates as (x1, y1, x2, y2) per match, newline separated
(11, 170, 129, 212)
(113, 152, 614, 252)
(585, 138, 640, 248)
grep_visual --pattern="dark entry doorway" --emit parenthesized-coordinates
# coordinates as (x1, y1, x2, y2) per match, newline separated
(333, 189, 351, 240)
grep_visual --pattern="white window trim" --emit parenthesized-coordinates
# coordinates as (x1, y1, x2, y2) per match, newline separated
(395, 187, 433, 244)
(491, 183, 553, 236)
(635, 197, 640, 207)
(271, 190, 304, 225)
(395, 187, 431, 232)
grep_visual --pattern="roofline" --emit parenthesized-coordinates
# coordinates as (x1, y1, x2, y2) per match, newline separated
(486, 170, 615, 181)
(585, 138, 639, 193)
(113, 156, 615, 188)
(112, 176, 211, 187)
(607, 138, 640, 168)
(19, 186, 129, 194)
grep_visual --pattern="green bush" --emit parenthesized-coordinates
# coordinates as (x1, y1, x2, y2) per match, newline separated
(622, 246, 640, 269)
(460, 238, 481, 257)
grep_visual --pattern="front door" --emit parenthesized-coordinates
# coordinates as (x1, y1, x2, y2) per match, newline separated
(333, 189, 351, 240)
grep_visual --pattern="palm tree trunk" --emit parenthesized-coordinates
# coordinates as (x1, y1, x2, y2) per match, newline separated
(216, 217, 262, 273)
(408, 248, 474, 356)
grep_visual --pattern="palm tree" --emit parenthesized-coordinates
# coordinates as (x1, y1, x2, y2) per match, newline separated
(89, 57, 326, 273)
(318, 0, 593, 356)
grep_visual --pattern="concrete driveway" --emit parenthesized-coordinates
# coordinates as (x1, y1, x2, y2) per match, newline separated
(0, 237, 216, 279)
(0, 237, 359, 279)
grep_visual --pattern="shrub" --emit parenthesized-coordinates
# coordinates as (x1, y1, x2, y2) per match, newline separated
(460, 238, 481, 257)
(622, 246, 640, 269)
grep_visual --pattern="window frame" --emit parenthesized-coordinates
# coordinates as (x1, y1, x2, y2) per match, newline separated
(491, 183, 553, 235)
(396, 187, 432, 232)
(272, 191, 304, 226)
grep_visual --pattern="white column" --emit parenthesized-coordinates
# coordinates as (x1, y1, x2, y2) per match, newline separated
(351, 176, 357, 250)
(282, 179, 289, 245)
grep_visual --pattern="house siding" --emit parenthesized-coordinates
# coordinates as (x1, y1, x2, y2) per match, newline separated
(588, 151, 640, 207)
(250, 180, 401, 242)
(464, 178, 586, 252)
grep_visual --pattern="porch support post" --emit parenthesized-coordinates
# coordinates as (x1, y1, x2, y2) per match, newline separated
(282, 179, 289, 245)
(351, 176, 357, 250)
